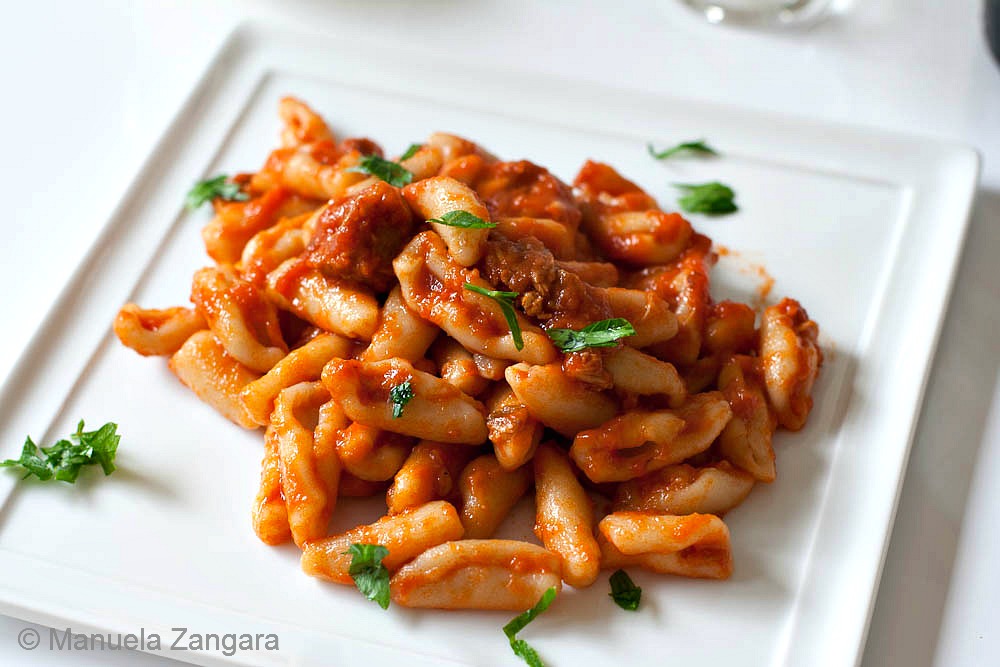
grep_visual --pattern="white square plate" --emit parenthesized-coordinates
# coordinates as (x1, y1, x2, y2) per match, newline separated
(0, 22, 979, 667)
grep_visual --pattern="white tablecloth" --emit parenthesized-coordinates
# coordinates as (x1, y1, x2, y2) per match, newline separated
(0, 1, 996, 664)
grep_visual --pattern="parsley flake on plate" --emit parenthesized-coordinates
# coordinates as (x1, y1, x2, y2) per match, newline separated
(503, 587, 558, 667)
(608, 569, 642, 611)
(674, 181, 738, 215)
(647, 139, 718, 160)
(1, 420, 120, 483)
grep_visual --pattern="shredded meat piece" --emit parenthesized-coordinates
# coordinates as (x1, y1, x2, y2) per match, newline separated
(302, 181, 414, 292)
(475, 160, 582, 228)
(562, 349, 614, 390)
(340, 137, 383, 157)
(480, 233, 611, 330)
(480, 232, 615, 388)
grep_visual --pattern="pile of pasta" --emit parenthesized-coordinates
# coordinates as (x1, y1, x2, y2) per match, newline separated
(114, 97, 822, 611)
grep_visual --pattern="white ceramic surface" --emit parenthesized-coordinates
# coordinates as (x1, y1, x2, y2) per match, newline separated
(0, 22, 980, 667)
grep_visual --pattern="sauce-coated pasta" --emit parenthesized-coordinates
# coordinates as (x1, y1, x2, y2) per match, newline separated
(115, 97, 823, 616)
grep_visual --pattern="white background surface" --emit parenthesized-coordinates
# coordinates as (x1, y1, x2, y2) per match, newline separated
(0, 1, 996, 666)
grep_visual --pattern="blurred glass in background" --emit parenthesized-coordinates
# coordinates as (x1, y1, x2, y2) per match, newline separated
(680, 0, 839, 26)
(988, 0, 1000, 64)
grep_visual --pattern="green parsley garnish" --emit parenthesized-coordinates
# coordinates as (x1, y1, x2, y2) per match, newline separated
(427, 210, 497, 229)
(185, 175, 249, 210)
(399, 143, 422, 161)
(344, 543, 391, 609)
(546, 318, 636, 353)
(1, 420, 120, 483)
(674, 181, 738, 215)
(647, 139, 718, 160)
(608, 569, 642, 611)
(389, 380, 414, 419)
(503, 587, 557, 667)
(463, 284, 524, 351)
(347, 154, 413, 188)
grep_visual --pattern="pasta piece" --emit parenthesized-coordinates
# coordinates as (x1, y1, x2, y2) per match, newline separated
(704, 301, 757, 355)
(168, 331, 261, 429)
(334, 423, 413, 482)
(760, 298, 822, 431)
(390, 540, 561, 610)
(643, 237, 714, 366)
(430, 337, 491, 397)
(190, 265, 287, 372)
(599, 211, 692, 266)
(599, 536, 731, 580)
(613, 462, 755, 515)
(266, 258, 379, 340)
(683, 354, 725, 394)
(485, 383, 543, 470)
(402, 176, 492, 266)
(343, 174, 381, 197)
(398, 144, 444, 181)
(427, 132, 496, 164)
(717, 355, 778, 482)
(505, 362, 617, 437)
(278, 96, 334, 147)
(598, 512, 732, 580)
(323, 357, 488, 444)
(439, 154, 487, 185)
(301, 500, 464, 583)
(239, 210, 316, 286)
(600, 511, 727, 555)
(472, 353, 510, 381)
(252, 427, 291, 545)
(458, 455, 532, 538)
(314, 398, 348, 495)
(570, 392, 733, 483)
(240, 332, 353, 425)
(386, 441, 476, 515)
(113, 304, 206, 356)
(570, 411, 684, 483)
(601, 287, 678, 348)
(495, 217, 576, 260)
(603, 346, 686, 407)
(272, 382, 336, 547)
(202, 186, 318, 264)
(533, 443, 601, 588)
(572, 160, 659, 215)
(574, 160, 691, 264)
(362, 286, 439, 362)
(393, 231, 557, 364)
(253, 142, 368, 200)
